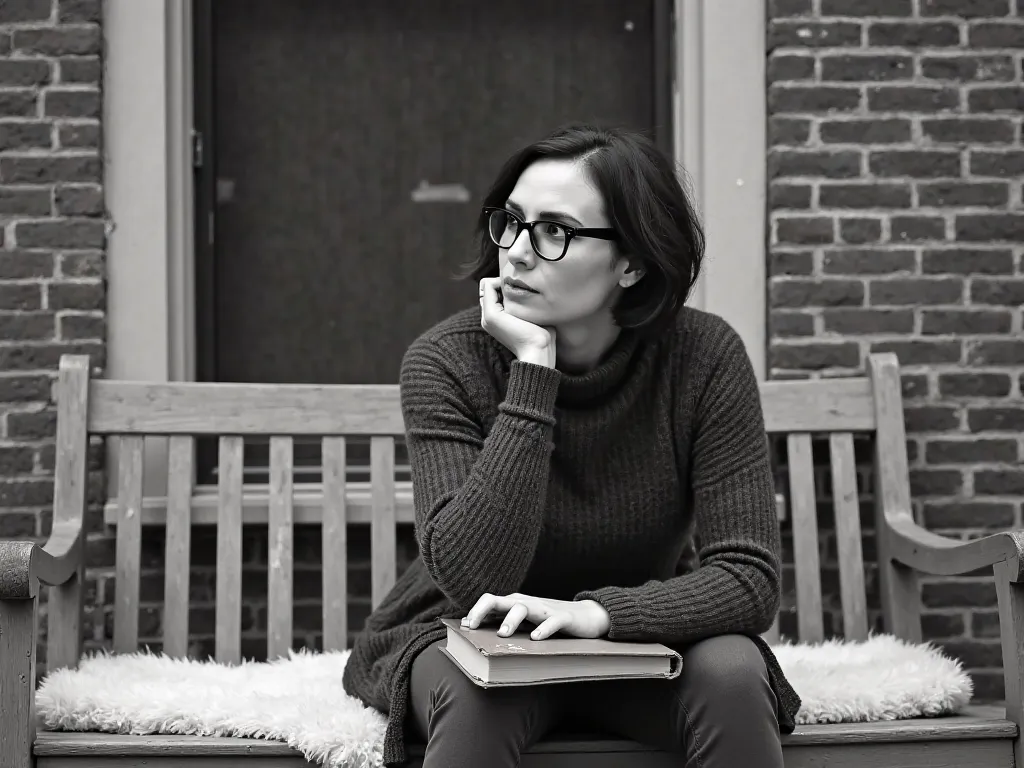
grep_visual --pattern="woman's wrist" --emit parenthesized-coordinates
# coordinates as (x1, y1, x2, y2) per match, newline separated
(517, 343, 555, 369)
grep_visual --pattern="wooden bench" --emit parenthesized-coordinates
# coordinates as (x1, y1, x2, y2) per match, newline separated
(2, 351, 1022, 768)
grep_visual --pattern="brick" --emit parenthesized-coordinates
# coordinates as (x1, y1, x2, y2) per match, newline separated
(820, 54, 913, 81)
(0, 312, 55, 341)
(0, 60, 51, 87)
(821, 0, 912, 14)
(58, 57, 100, 84)
(0, 478, 53, 507)
(769, 341, 861, 369)
(5, 408, 56, 439)
(971, 611, 1001, 639)
(0, 342, 102, 372)
(869, 150, 961, 177)
(937, 372, 1013, 398)
(0, 446, 34, 476)
(819, 118, 911, 144)
(901, 373, 930, 399)
(822, 308, 914, 334)
(968, 22, 1024, 48)
(770, 311, 815, 337)
(910, 468, 964, 496)
(839, 218, 883, 244)
(969, 150, 1024, 178)
(0, 373, 49, 402)
(59, 251, 103, 278)
(0, 0, 52, 22)
(918, 182, 1009, 208)
(971, 279, 1024, 305)
(59, 0, 102, 23)
(927, 438, 1017, 465)
(822, 248, 915, 274)
(0, 251, 49, 279)
(0, 121, 51, 150)
(770, 0, 813, 15)
(923, 248, 1013, 274)
(956, 214, 1024, 242)
(769, 117, 812, 146)
(0, 512, 36, 537)
(904, 406, 961, 432)
(47, 281, 104, 311)
(769, 85, 861, 113)
(867, 86, 959, 112)
(975, 470, 1024, 496)
(0, 283, 42, 310)
(769, 21, 863, 48)
(770, 184, 812, 210)
(57, 123, 98, 149)
(868, 278, 962, 305)
(867, 22, 961, 47)
(969, 407, 1024, 432)
(55, 184, 103, 216)
(940, 640, 1004, 670)
(770, 251, 814, 276)
(12, 27, 101, 56)
(921, 55, 1015, 82)
(59, 313, 104, 340)
(0, 155, 100, 184)
(44, 88, 100, 119)
(0, 89, 38, 118)
(15, 220, 104, 249)
(776, 217, 835, 244)
(925, 502, 1016, 530)
(921, 118, 1015, 144)
(769, 150, 861, 179)
(922, 612, 965, 638)
(969, 672, 1004, 701)
(772, 278, 865, 307)
(0, 187, 50, 216)
(922, 0, 1011, 14)
(922, 309, 1012, 335)
(768, 55, 816, 81)
(0, 33, 9, 55)
(872, 339, 962, 365)
(967, 340, 1024, 365)
(891, 215, 946, 242)
(820, 182, 912, 208)
(967, 87, 1024, 112)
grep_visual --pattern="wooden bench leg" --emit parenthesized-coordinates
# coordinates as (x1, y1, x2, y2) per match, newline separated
(0, 596, 38, 768)
(995, 560, 1024, 768)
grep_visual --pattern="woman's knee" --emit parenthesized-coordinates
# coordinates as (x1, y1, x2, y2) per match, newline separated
(681, 634, 774, 705)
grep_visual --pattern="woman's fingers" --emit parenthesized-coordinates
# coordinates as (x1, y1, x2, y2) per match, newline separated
(463, 593, 500, 629)
(498, 602, 529, 637)
(530, 614, 566, 641)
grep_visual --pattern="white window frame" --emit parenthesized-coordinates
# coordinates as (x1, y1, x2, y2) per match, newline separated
(103, 0, 766, 500)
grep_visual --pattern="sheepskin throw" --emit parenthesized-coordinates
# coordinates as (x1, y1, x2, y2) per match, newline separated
(36, 634, 973, 768)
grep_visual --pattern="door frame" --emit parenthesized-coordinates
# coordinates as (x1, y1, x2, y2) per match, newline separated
(103, 0, 767, 499)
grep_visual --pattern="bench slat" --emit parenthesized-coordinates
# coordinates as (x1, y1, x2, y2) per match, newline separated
(215, 437, 244, 665)
(322, 437, 348, 651)
(788, 433, 824, 643)
(761, 378, 874, 433)
(267, 437, 295, 660)
(163, 436, 194, 658)
(830, 432, 869, 641)
(370, 437, 397, 609)
(113, 436, 144, 654)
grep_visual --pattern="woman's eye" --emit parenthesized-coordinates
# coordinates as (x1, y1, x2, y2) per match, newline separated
(541, 223, 565, 239)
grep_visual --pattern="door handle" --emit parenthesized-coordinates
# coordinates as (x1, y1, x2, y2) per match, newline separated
(411, 180, 470, 203)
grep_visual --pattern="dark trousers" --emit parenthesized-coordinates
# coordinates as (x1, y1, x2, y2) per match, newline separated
(410, 633, 784, 768)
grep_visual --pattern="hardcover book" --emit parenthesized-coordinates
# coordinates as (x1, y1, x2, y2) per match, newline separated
(438, 617, 683, 687)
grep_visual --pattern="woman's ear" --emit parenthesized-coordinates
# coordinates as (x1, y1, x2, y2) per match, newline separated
(619, 261, 645, 288)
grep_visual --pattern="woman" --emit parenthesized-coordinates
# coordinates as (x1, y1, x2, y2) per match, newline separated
(343, 124, 801, 767)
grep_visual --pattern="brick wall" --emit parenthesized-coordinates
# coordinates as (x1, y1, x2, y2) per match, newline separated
(0, 0, 106, 670)
(768, 0, 1023, 699)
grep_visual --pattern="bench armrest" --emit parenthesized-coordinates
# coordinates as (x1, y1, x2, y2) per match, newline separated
(881, 508, 1024, 583)
(0, 520, 84, 600)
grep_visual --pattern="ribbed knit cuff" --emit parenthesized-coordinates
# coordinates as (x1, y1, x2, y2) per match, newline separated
(574, 587, 645, 639)
(499, 361, 561, 426)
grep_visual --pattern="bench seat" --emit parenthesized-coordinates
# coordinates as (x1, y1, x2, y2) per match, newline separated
(33, 705, 1017, 768)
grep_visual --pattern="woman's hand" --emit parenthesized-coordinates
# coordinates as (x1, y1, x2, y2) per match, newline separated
(462, 592, 611, 641)
(479, 278, 556, 368)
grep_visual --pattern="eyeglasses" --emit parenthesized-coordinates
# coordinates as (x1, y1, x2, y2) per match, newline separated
(483, 206, 617, 262)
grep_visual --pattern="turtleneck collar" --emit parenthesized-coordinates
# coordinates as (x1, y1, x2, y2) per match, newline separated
(554, 327, 643, 406)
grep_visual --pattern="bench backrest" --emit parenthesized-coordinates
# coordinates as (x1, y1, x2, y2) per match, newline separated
(51, 351, 910, 667)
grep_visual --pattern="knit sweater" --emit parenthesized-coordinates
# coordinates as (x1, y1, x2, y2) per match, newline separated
(342, 306, 801, 766)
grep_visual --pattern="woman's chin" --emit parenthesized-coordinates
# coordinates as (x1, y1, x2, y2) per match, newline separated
(503, 303, 549, 325)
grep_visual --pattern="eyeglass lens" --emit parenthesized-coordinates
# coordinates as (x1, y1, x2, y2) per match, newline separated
(487, 210, 567, 260)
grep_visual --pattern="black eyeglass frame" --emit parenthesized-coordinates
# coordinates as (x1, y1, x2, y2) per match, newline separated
(482, 206, 618, 262)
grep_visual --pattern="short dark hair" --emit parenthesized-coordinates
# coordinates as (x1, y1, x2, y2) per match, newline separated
(459, 123, 705, 336)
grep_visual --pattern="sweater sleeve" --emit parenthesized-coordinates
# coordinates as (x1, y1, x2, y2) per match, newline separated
(574, 323, 781, 644)
(400, 337, 561, 611)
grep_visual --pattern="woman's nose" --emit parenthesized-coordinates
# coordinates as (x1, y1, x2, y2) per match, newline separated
(506, 227, 536, 265)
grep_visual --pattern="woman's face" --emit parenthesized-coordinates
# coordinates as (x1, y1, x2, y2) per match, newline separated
(496, 158, 635, 329)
